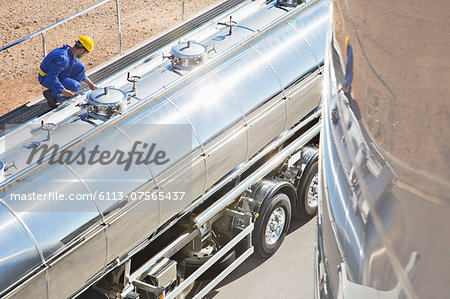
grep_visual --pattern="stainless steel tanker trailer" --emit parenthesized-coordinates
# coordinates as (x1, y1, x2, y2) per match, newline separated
(315, 0, 450, 298)
(0, 0, 330, 298)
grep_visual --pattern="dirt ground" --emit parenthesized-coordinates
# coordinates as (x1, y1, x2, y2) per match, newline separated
(0, 0, 219, 115)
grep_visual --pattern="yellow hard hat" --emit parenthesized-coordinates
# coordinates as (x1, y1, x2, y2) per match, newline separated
(77, 36, 94, 54)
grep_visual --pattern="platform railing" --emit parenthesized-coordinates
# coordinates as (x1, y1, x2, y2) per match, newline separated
(0, 0, 189, 84)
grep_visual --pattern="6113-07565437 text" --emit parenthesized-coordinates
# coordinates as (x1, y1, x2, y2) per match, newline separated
(9, 191, 186, 201)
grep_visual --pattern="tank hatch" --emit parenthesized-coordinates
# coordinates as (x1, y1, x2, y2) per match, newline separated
(277, 0, 305, 8)
(86, 87, 127, 119)
(167, 40, 208, 70)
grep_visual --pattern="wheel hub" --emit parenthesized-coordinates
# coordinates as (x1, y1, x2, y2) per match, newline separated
(265, 207, 286, 245)
(305, 173, 319, 214)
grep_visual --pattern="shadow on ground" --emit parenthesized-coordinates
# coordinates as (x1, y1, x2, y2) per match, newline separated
(203, 217, 314, 299)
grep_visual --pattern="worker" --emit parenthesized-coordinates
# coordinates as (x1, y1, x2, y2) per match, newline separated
(38, 36, 98, 108)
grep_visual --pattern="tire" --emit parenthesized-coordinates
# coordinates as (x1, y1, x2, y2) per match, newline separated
(253, 193, 291, 259)
(296, 158, 319, 220)
(178, 250, 236, 280)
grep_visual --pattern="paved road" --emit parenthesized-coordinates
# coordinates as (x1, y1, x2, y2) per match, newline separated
(206, 217, 316, 299)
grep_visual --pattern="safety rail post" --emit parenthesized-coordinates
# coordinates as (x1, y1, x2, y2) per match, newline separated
(41, 32, 47, 57)
(0, 0, 112, 55)
(182, 0, 185, 21)
(116, 0, 123, 55)
(0, 0, 203, 83)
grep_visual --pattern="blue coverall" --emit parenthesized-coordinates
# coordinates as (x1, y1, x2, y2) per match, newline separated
(38, 44, 87, 100)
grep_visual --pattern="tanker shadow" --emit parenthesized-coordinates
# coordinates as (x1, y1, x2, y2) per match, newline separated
(203, 217, 313, 298)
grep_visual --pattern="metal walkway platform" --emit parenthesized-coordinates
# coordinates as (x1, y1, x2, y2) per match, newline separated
(0, 0, 245, 136)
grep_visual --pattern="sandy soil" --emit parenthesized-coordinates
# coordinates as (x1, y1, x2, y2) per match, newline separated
(0, 0, 219, 115)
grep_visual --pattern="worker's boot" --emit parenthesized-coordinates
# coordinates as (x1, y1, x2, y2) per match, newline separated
(43, 90, 58, 108)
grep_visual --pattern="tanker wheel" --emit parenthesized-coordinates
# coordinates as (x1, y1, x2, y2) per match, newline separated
(254, 193, 291, 259)
(178, 250, 236, 280)
(177, 237, 236, 280)
(296, 157, 319, 220)
(175, 250, 236, 299)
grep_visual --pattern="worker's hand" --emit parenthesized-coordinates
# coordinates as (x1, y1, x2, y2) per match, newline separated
(88, 82, 98, 90)
(85, 78, 98, 90)
(61, 89, 75, 98)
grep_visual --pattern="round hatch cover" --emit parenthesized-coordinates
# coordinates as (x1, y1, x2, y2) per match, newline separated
(87, 87, 126, 106)
(277, 0, 305, 7)
(86, 87, 127, 119)
(171, 41, 207, 59)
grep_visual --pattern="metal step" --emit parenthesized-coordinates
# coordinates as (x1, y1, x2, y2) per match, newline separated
(164, 223, 254, 299)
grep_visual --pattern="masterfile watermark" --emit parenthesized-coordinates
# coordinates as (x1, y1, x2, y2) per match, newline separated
(27, 141, 170, 171)
(9, 191, 186, 202)
(2, 123, 193, 212)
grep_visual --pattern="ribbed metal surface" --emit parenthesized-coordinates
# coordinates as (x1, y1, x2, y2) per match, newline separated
(0, 102, 49, 136)
(88, 0, 246, 84)
(0, 0, 246, 136)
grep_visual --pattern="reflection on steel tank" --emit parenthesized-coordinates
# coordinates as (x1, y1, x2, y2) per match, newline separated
(316, 0, 450, 298)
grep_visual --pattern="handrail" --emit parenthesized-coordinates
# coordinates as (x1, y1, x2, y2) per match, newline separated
(0, 0, 113, 54)
(0, 0, 183, 83)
